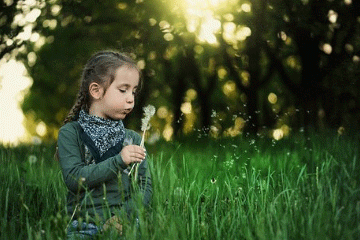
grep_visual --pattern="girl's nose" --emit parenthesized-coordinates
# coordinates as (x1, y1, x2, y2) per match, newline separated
(126, 93, 134, 103)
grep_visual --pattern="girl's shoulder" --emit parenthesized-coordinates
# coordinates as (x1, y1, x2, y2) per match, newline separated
(59, 121, 81, 132)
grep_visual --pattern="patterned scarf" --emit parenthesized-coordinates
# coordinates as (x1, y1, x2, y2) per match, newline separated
(77, 110, 125, 157)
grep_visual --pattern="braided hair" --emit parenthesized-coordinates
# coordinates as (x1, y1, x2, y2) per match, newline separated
(63, 51, 142, 125)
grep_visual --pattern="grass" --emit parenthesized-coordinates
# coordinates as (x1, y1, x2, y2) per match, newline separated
(0, 130, 359, 239)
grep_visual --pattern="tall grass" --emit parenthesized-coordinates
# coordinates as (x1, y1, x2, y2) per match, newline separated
(0, 131, 359, 239)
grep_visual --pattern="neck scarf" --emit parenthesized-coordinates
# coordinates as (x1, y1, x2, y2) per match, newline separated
(77, 110, 125, 157)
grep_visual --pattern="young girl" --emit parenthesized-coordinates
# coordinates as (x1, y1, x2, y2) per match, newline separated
(57, 51, 152, 238)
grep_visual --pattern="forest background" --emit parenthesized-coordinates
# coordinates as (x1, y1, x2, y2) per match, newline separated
(1, 1, 360, 239)
(1, 0, 360, 142)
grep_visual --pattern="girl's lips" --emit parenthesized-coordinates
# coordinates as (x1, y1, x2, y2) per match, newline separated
(122, 109, 132, 114)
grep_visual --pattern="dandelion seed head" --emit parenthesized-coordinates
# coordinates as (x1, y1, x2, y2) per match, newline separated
(141, 105, 156, 131)
(28, 155, 37, 164)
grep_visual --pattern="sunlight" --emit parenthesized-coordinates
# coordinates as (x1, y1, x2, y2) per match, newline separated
(0, 60, 32, 145)
(172, 0, 252, 45)
(268, 93, 277, 104)
(182, 0, 229, 45)
(163, 124, 173, 141)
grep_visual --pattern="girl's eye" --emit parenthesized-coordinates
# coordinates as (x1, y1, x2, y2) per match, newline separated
(119, 89, 126, 93)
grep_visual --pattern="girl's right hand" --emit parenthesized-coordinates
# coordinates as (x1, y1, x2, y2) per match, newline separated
(120, 145, 146, 165)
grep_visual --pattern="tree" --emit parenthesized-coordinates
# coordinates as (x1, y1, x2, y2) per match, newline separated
(17, 0, 360, 141)
(265, 0, 360, 131)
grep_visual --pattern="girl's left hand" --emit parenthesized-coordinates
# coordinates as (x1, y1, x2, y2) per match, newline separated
(120, 145, 146, 165)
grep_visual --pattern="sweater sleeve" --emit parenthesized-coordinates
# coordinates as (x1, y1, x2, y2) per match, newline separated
(58, 123, 128, 193)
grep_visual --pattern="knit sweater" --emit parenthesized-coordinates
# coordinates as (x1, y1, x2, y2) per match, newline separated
(57, 121, 152, 222)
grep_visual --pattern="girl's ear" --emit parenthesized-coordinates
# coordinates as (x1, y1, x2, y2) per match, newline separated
(89, 82, 104, 100)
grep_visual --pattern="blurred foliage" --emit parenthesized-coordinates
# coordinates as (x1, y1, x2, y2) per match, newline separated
(3, 0, 359, 141)
(1, 0, 26, 59)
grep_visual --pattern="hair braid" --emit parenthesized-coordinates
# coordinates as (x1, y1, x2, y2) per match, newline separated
(63, 90, 88, 124)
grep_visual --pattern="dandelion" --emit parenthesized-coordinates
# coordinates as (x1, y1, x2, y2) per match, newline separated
(129, 105, 156, 176)
(28, 155, 37, 164)
(140, 105, 156, 148)
(224, 158, 234, 170)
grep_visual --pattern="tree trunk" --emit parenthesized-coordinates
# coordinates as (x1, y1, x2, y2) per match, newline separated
(172, 60, 187, 137)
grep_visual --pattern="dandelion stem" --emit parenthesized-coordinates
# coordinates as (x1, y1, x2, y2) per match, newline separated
(128, 127, 147, 176)
(140, 130, 146, 148)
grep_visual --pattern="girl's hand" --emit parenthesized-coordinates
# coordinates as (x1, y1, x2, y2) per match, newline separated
(120, 145, 146, 165)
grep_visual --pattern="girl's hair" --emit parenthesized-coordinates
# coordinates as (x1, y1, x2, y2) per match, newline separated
(63, 50, 142, 124)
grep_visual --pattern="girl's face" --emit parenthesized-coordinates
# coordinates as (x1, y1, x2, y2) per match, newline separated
(93, 66, 140, 120)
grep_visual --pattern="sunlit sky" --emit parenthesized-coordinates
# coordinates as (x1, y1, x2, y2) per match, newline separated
(0, 60, 32, 145)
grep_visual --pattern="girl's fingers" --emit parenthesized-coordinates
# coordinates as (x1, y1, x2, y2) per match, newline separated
(131, 145, 146, 153)
(131, 152, 146, 161)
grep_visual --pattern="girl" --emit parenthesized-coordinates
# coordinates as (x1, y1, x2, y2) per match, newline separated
(57, 51, 152, 238)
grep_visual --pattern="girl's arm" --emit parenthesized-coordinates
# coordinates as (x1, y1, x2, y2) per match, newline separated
(58, 125, 128, 193)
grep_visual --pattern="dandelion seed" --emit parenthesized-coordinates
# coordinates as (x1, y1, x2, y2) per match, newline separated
(211, 110, 217, 118)
(123, 137, 133, 146)
(337, 126, 345, 135)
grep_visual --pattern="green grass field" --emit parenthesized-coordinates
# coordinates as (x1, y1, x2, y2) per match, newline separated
(0, 131, 359, 239)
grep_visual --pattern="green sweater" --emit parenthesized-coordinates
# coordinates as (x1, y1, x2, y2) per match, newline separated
(57, 121, 152, 222)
